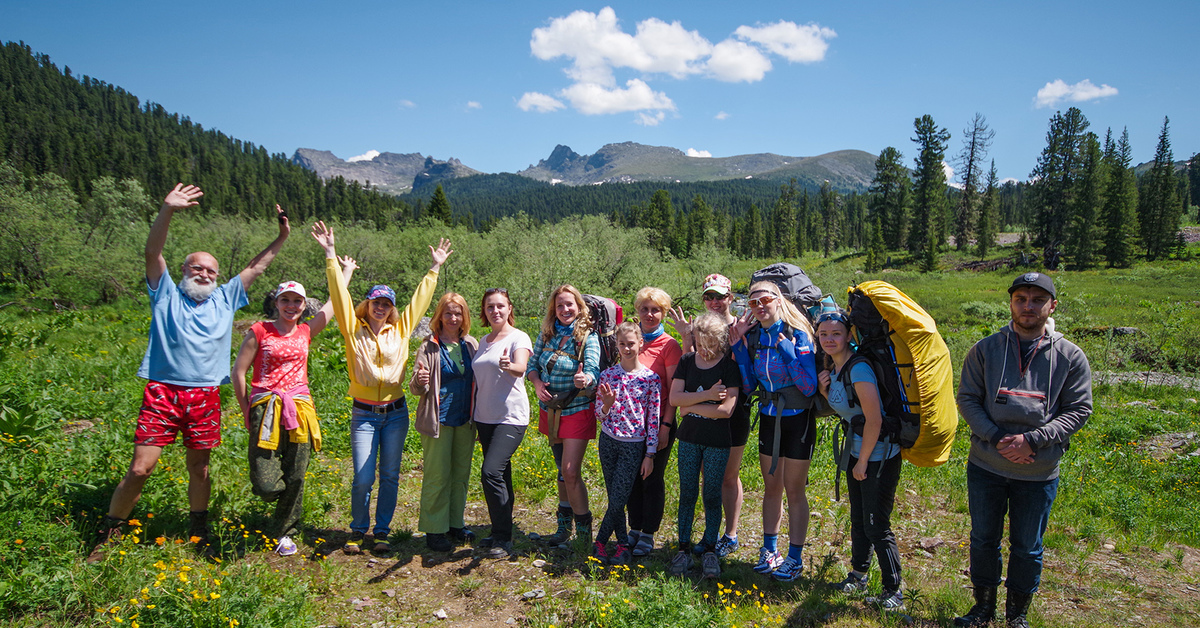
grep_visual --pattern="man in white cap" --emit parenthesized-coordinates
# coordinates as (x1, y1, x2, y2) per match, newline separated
(955, 272, 1092, 628)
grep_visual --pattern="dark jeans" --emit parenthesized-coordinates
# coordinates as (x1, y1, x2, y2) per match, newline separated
(476, 422, 526, 542)
(627, 422, 676, 535)
(847, 454, 902, 590)
(248, 404, 311, 539)
(967, 462, 1060, 595)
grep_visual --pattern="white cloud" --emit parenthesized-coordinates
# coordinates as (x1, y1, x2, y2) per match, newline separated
(1034, 79, 1118, 108)
(1000, 177, 1020, 185)
(347, 150, 380, 163)
(686, 148, 713, 158)
(559, 79, 675, 115)
(706, 40, 772, 82)
(734, 21, 836, 63)
(943, 161, 963, 189)
(714, 111, 730, 120)
(398, 99, 416, 109)
(517, 92, 566, 113)
(526, 9, 833, 121)
(466, 101, 482, 110)
(635, 111, 667, 127)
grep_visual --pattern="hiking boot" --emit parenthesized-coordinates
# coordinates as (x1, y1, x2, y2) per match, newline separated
(611, 543, 632, 565)
(701, 551, 721, 579)
(771, 555, 804, 582)
(632, 533, 654, 557)
(592, 541, 610, 565)
(866, 588, 905, 610)
(954, 586, 998, 627)
(574, 512, 593, 547)
(275, 536, 298, 557)
(372, 538, 392, 556)
(537, 506, 573, 545)
(830, 571, 869, 593)
(448, 527, 475, 545)
(1005, 590, 1033, 628)
(188, 511, 216, 557)
(85, 520, 124, 564)
(343, 531, 365, 555)
(483, 540, 514, 559)
(667, 550, 693, 576)
(753, 547, 784, 574)
(714, 534, 739, 558)
(426, 533, 453, 553)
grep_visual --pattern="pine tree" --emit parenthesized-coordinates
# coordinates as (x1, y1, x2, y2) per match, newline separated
(976, 161, 999, 259)
(1102, 128, 1139, 268)
(772, 180, 798, 257)
(820, 181, 840, 258)
(868, 147, 910, 251)
(1066, 133, 1105, 269)
(908, 115, 951, 258)
(1029, 107, 1089, 268)
(686, 194, 713, 254)
(864, 214, 885, 272)
(742, 203, 762, 258)
(427, 183, 452, 223)
(1188, 152, 1200, 222)
(1139, 117, 1183, 261)
(796, 189, 811, 253)
(953, 113, 995, 251)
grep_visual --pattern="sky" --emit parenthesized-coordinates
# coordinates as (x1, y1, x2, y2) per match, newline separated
(3, 0, 1197, 183)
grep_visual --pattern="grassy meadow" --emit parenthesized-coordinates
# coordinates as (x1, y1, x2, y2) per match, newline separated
(1, 228, 1199, 627)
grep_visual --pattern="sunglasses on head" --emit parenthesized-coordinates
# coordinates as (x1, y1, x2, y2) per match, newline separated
(816, 311, 850, 326)
(702, 292, 727, 301)
(747, 294, 778, 308)
(484, 287, 508, 296)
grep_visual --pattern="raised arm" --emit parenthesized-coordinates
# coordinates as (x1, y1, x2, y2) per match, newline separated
(308, 255, 358, 337)
(145, 184, 203, 289)
(238, 204, 291, 290)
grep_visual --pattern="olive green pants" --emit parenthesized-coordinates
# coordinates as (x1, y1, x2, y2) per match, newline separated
(248, 404, 312, 539)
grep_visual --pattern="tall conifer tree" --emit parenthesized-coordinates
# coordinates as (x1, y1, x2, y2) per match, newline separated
(953, 113, 994, 251)
(1066, 133, 1105, 268)
(1139, 117, 1183, 261)
(976, 161, 999, 259)
(908, 115, 951, 259)
(868, 147, 910, 251)
(1102, 128, 1139, 268)
(1029, 107, 1089, 268)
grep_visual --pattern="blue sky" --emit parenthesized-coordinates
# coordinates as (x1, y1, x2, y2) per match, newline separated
(4, 1, 1196, 183)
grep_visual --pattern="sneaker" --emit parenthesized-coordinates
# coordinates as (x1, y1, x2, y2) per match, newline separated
(86, 524, 124, 564)
(448, 527, 475, 545)
(275, 536, 298, 557)
(372, 539, 392, 556)
(592, 541, 610, 565)
(611, 543, 632, 566)
(343, 531, 364, 555)
(771, 555, 804, 582)
(426, 533, 453, 552)
(632, 533, 654, 557)
(866, 588, 905, 610)
(667, 550, 693, 576)
(714, 535, 740, 558)
(701, 551, 720, 579)
(483, 541, 514, 559)
(692, 539, 714, 556)
(830, 571, 869, 593)
(753, 547, 784, 574)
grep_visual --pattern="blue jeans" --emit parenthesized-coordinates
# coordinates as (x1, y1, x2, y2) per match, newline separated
(350, 401, 410, 537)
(967, 462, 1059, 595)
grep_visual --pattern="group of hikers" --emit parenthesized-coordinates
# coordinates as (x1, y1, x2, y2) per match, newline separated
(86, 184, 1093, 628)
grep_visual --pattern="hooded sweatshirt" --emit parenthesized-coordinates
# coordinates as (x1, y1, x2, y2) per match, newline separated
(957, 321, 1092, 481)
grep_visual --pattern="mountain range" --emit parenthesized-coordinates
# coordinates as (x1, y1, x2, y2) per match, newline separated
(291, 143, 880, 194)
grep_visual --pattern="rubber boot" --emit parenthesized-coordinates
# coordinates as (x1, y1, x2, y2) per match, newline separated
(539, 505, 573, 545)
(1005, 590, 1033, 628)
(953, 586, 998, 627)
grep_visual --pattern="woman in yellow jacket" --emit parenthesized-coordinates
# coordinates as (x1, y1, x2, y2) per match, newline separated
(313, 221, 453, 555)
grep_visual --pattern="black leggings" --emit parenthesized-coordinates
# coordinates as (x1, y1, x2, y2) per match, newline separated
(627, 422, 676, 535)
(676, 440, 729, 548)
(596, 432, 644, 545)
(848, 453, 903, 589)
(476, 422, 526, 542)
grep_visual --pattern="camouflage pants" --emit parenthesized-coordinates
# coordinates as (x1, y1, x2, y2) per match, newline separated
(248, 404, 311, 539)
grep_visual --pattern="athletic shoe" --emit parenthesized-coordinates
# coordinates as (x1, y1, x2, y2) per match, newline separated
(691, 540, 709, 556)
(611, 543, 632, 565)
(592, 541, 610, 565)
(275, 536, 298, 557)
(667, 550, 693, 576)
(771, 555, 804, 582)
(632, 533, 654, 557)
(372, 539, 392, 556)
(831, 571, 869, 593)
(753, 547, 784, 574)
(483, 541, 514, 559)
(701, 551, 721, 579)
(866, 588, 905, 610)
(714, 535, 739, 558)
(343, 531, 364, 555)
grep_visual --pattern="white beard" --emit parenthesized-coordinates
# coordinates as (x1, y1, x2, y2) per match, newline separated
(180, 274, 218, 303)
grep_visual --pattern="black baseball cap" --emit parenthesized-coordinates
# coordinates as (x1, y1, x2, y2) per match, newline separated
(1008, 272, 1056, 299)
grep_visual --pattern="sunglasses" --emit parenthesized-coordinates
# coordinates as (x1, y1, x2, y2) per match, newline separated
(747, 295, 778, 308)
(816, 311, 850, 326)
(702, 292, 727, 301)
(485, 287, 508, 295)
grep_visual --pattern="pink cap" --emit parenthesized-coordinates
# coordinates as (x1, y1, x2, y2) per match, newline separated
(701, 273, 731, 295)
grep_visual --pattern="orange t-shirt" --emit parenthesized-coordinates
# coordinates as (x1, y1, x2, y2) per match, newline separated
(638, 333, 682, 421)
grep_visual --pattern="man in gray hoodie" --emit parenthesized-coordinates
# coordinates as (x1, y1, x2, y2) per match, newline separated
(954, 272, 1092, 628)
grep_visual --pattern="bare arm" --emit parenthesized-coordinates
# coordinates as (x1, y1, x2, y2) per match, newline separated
(670, 377, 728, 406)
(233, 331, 259, 426)
(145, 184, 203, 289)
(238, 204, 291, 290)
(851, 380, 884, 480)
(309, 255, 358, 337)
(678, 387, 739, 419)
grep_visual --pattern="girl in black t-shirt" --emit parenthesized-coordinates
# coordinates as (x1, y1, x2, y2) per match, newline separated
(666, 313, 742, 579)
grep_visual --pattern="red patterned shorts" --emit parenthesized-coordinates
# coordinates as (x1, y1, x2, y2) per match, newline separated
(135, 381, 222, 449)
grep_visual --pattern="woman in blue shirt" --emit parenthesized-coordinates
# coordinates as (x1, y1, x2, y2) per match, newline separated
(816, 309, 904, 610)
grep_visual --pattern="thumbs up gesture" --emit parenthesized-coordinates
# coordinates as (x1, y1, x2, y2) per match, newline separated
(573, 362, 589, 389)
(415, 361, 430, 389)
(499, 347, 511, 372)
(710, 378, 727, 402)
